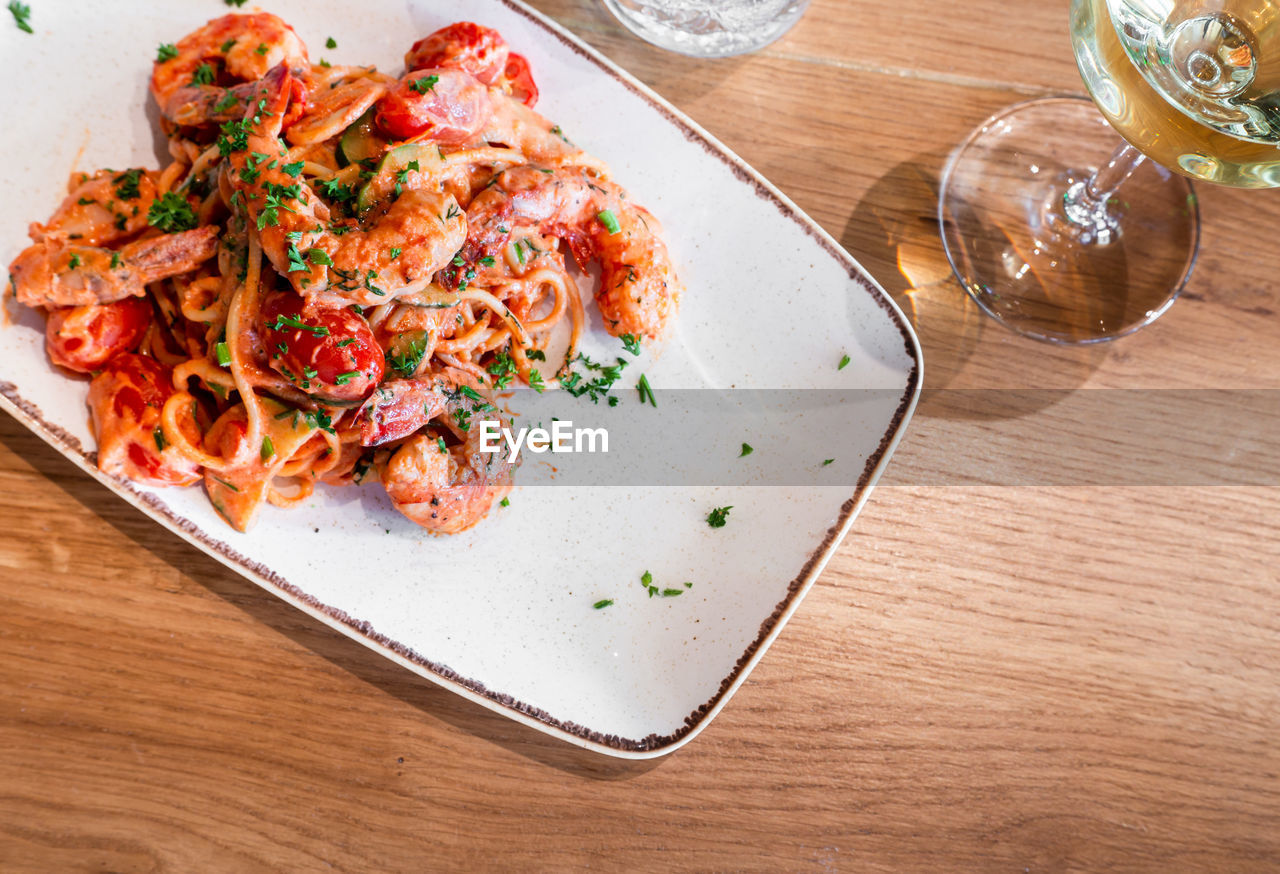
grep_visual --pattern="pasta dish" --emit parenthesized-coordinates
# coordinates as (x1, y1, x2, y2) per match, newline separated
(7, 15, 680, 534)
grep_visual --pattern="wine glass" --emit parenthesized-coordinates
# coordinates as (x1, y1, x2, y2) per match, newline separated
(939, 0, 1280, 344)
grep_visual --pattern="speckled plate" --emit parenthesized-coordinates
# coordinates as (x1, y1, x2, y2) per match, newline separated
(0, 0, 920, 757)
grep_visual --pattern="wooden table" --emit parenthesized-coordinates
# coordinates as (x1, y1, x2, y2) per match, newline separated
(3, 1, 1278, 869)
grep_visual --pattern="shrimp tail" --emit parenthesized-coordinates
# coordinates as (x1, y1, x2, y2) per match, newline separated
(124, 225, 221, 284)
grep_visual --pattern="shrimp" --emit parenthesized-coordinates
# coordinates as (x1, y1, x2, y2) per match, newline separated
(404, 22, 537, 106)
(9, 226, 220, 308)
(452, 165, 679, 341)
(30, 169, 161, 246)
(226, 65, 467, 308)
(378, 367, 514, 533)
(151, 13, 309, 128)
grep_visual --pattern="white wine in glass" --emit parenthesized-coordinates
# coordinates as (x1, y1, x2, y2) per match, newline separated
(939, 0, 1280, 344)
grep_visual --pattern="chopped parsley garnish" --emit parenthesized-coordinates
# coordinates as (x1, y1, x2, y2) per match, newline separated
(485, 351, 517, 389)
(308, 248, 332, 266)
(500, 496, 510, 507)
(320, 177, 355, 203)
(822, 458, 834, 466)
(620, 333, 641, 355)
(224, 0, 247, 7)
(526, 349, 546, 362)
(707, 506, 732, 528)
(113, 168, 143, 200)
(212, 91, 239, 114)
(389, 247, 402, 260)
(153, 427, 167, 452)
(190, 62, 215, 86)
(109, 252, 121, 269)
(739, 442, 754, 457)
(219, 38, 235, 53)
(409, 74, 439, 94)
(7, 0, 31, 33)
(254, 42, 268, 55)
(559, 353, 627, 404)
(215, 341, 231, 366)
(636, 373, 656, 407)
(641, 570, 652, 587)
(436, 436, 448, 454)
(282, 160, 305, 177)
(156, 43, 179, 62)
(592, 599, 613, 610)
(479, 255, 495, 267)
(527, 368, 545, 393)
(67, 253, 80, 270)
(261, 436, 275, 461)
(216, 118, 251, 157)
(385, 330, 429, 377)
(837, 353, 851, 370)
(270, 314, 329, 337)
(325, 36, 337, 49)
(147, 191, 197, 232)
(597, 209, 621, 235)
(661, 588, 683, 597)
(257, 180, 302, 229)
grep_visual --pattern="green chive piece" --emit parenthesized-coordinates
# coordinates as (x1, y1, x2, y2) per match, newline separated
(739, 442, 753, 457)
(261, 436, 275, 461)
(597, 209, 621, 235)
(215, 341, 231, 367)
(838, 353, 851, 370)
(593, 599, 613, 610)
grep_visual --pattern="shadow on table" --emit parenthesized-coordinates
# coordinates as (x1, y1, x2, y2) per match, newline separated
(841, 148, 1109, 419)
(0, 416, 666, 781)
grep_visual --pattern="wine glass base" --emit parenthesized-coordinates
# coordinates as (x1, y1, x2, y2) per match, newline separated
(938, 97, 1200, 344)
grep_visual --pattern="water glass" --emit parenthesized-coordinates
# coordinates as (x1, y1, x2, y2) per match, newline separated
(601, 0, 811, 57)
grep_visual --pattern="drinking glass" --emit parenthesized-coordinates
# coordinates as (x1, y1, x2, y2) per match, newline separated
(939, 0, 1280, 344)
(601, 0, 811, 57)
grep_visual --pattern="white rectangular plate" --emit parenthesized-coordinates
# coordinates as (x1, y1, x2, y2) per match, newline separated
(0, 0, 921, 757)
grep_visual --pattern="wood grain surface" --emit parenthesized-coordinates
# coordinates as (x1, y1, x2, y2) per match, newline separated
(3, 0, 1279, 870)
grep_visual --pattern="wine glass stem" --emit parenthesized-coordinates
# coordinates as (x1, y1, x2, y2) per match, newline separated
(1059, 141, 1147, 243)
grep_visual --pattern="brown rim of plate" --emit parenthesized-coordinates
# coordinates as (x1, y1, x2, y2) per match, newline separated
(0, 3, 922, 755)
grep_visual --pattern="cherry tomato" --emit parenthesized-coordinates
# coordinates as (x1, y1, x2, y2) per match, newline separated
(88, 353, 201, 487)
(259, 290, 384, 403)
(404, 22, 510, 84)
(500, 53, 538, 108)
(45, 297, 152, 373)
(374, 69, 491, 143)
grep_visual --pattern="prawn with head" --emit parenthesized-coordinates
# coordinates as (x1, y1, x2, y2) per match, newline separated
(151, 12, 310, 129)
(7, 168, 219, 309)
(449, 165, 679, 343)
(375, 367, 516, 534)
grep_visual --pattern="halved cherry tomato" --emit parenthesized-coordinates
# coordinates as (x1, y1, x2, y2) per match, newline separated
(45, 297, 152, 373)
(404, 22, 510, 85)
(88, 353, 201, 487)
(374, 68, 491, 143)
(259, 290, 384, 403)
(500, 53, 538, 108)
